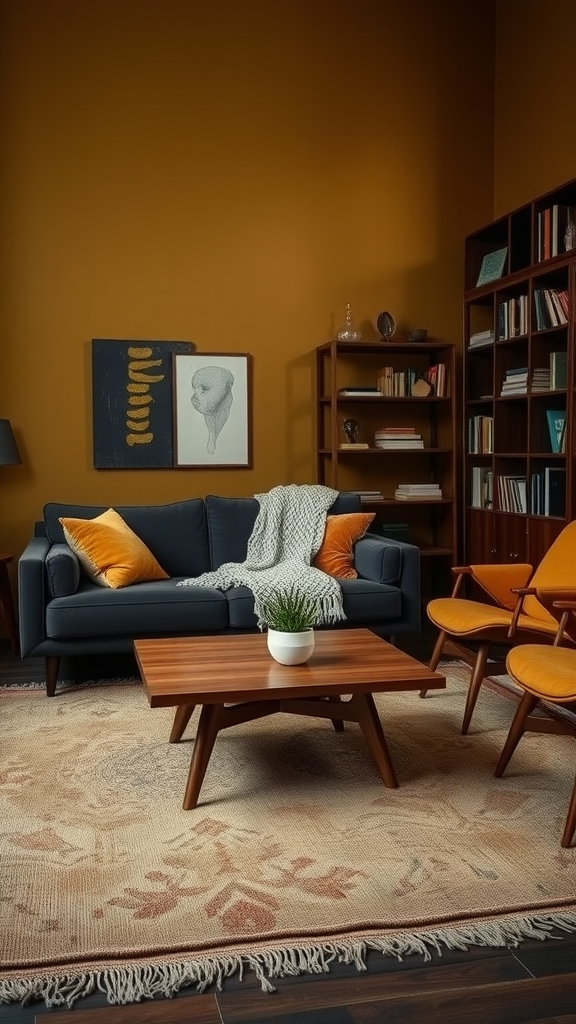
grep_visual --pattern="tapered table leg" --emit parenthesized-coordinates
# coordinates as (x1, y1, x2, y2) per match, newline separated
(353, 693, 399, 788)
(169, 703, 196, 743)
(183, 703, 221, 809)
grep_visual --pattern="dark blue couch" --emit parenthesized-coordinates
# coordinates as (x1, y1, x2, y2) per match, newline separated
(18, 492, 421, 695)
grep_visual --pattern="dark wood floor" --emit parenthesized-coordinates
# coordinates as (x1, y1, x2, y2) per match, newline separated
(2, 637, 576, 1024)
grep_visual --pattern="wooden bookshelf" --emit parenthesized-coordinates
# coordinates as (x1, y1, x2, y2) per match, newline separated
(315, 339, 457, 599)
(464, 176, 576, 567)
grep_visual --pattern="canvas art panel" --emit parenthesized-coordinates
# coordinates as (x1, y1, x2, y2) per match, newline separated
(173, 353, 251, 467)
(92, 339, 194, 468)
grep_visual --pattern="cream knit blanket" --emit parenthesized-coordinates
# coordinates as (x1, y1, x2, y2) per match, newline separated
(177, 484, 345, 627)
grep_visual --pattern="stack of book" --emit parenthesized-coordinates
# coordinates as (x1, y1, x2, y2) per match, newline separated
(500, 367, 528, 395)
(468, 329, 494, 349)
(531, 367, 551, 392)
(338, 386, 381, 397)
(394, 483, 443, 501)
(354, 490, 384, 504)
(374, 427, 424, 449)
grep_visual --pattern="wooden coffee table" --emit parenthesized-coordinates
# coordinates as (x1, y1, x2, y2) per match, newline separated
(134, 629, 445, 809)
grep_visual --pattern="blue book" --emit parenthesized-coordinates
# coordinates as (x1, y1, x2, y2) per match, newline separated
(546, 409, 566, 453)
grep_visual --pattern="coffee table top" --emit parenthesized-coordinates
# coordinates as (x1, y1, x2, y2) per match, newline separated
(135, 629, 445, 707)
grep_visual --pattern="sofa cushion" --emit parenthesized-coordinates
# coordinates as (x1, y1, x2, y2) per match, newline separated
(44, 499, 210, 578)
(205, 491, 363, 569)
(60, 508, 169, 589)
(313, 513, 375, 579)
(339, 578, 402, 624)
(45, 579, 229, 639)
(45, 543, 82, 598)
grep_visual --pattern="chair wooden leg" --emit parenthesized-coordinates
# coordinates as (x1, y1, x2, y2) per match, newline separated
(561, 777, 576, 848)
(461, 642, 490, 735)
(420, 630, 446, 698)
(494, 692, 539, 776)
(45, 656, 60, 697)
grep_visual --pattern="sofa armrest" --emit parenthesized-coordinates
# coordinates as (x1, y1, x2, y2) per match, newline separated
(18, 536, 50, 656)
(354, 534, 420, 633)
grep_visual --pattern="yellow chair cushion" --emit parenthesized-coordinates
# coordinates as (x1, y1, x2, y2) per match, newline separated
(313, 512, 375, 579)
(523, 519, 576, 623)
(507, 644, 576, 702)
(427, 597, 559, 638)
(60, 508, 169, 589)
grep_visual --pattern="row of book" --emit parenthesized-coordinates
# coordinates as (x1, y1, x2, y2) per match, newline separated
(376, 363, 447, 397)
(467, 415, 493, 454)
(497, 295, 528, 339)
(533, 287, 569, 330)
(537, 204, 576, 261)
(374, 427, 423, 449)
(470, 467, 566, 516)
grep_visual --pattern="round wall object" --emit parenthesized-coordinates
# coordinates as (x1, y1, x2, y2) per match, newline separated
(376, 311, 396, 340)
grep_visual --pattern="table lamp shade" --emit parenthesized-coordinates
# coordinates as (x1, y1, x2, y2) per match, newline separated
(0, 420, 22, 466)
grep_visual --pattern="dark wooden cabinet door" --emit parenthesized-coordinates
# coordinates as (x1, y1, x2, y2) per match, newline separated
(494, 512, 529, 563)
(465, 508, 496, 564)
(527, 515, 566, 567)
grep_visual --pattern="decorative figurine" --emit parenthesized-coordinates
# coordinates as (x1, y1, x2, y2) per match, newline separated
(336, 303, 362, 342)
(343, 418, 361, 444)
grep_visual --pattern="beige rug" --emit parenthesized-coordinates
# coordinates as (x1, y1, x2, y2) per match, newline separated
(1, 664, 576, 1007)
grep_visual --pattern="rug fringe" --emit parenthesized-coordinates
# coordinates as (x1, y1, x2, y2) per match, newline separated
(2, 912, 576, 1008)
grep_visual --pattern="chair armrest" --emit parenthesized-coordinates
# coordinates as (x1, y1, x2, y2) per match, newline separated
(18, 536, 50, 656)
(354, 534, 420, 633)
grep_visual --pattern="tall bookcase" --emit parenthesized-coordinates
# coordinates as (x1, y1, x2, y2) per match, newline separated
(315, 339, 457, 599)
(464, 177, 576, 568)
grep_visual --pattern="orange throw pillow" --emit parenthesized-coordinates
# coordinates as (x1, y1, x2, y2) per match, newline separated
(313, 512, 375, 579)
(60, 508, 169, 589)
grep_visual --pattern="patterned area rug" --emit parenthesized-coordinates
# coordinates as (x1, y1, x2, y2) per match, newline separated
(1, 664, 576, 1007)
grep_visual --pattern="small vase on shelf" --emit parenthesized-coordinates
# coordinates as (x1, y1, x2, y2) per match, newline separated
(336, 303, 362, 343)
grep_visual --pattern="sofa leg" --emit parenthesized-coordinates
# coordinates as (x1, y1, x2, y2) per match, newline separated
(420, 630, 446, 698)
(45, 656, 60, 697)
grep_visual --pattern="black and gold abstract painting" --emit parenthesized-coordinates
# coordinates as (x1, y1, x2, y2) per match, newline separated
(92, 339, 194, 468)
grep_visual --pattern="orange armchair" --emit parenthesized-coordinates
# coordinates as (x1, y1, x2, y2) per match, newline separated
(494, 599, 576, 848)
(420, 520, 576, 734)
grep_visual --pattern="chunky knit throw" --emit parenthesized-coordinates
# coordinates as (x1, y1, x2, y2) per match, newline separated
(177, 484, 345, 627)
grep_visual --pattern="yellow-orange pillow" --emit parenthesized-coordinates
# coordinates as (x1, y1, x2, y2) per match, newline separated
(59, 508, 169, 589)
(313, 513, 375, 579)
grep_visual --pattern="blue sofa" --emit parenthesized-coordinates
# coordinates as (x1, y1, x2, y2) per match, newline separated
(18, 492, 421, 695)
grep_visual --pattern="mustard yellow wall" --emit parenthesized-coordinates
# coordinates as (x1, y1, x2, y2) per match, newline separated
(494, 0, 576, 214)
(0, 0, 495, 576)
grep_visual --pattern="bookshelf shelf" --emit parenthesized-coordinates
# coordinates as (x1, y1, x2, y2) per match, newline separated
(464, 176, 575, 564)
(315, 338, 457, 600)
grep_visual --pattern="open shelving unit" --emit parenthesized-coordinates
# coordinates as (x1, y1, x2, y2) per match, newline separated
(315, 339, 457, 599)
(464, 177, 576, 567)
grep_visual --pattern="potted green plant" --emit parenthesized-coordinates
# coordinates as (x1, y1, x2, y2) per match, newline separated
(261, 586, 319, 665)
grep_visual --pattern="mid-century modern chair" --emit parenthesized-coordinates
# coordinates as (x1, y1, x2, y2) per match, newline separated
(419, 520, 576, 734)
(494, 598, 576, 848)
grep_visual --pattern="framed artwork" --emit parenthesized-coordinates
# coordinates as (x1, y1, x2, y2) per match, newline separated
(92, 339, 195, 468)
(476, 247, 508, 287)
(173, 353, 252, 467)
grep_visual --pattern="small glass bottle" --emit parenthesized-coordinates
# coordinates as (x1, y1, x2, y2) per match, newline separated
(336, 302, 362, 342)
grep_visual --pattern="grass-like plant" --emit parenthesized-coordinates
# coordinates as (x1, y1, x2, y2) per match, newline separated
(261, 586, 319, 632)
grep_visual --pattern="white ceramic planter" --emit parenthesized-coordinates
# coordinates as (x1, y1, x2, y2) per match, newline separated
(266, 628, 315, 665)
